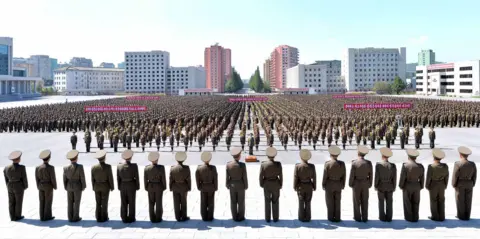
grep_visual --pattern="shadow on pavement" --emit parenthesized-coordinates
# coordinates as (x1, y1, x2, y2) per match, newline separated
(15, 218, 480, 230)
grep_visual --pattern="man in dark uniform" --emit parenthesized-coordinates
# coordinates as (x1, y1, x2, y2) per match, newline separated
(312, 132, 318, 150)
(399, 130, 406, 149)
(195, 151, 218, 221)
(144, 152, 166, 223)
(282, 132, 289, 151)
(248, 133, 255, 155)
(140, 133, 147, 152)
(155, 133, 161, 151)
(297, 132, 303, 150)
(385, 131, 391, 149)
(426, 149, 449, 221)
(399, 149, 424, 222)
(113, 132, 119, 153)
(260, 147, 283, 222)
(84, 130, 92, 153)
(322, 146, 346, 222)
(183, 134, 189, 152)
(71, 131, 77, 150)
(226, 134, 232, 151)
(4, 151, 28, 221)
(35, 150, 57, 221)
(294, 149, 316, 222)
(169, 152, 191, 222)
(91, 150, 114, 222)
(126, 132, 133, 150)
(374, 147, 396, 222)
(117, 150, 140, 223)
(452, 146, 477, 220)
(414, 128, 421, 149)
(369, 131, 375, 150)
(169, 133, 175, 152)
(349, 146, 372, 222)
(63, 150, 86, 222)
(429, 127, 436, 149)
(341, 131, 347, 150)
(226, 147, 248, 221)
(98, 132, 105, 150)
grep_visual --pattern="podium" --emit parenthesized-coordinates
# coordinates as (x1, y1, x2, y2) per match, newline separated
(245, 155, 257, 162)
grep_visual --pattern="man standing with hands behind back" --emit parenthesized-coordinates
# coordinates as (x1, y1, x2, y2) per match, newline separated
(144, 152, 166, 223)
(196, 151, 218, 221)
(452, 146, 477, 220)
(374, 147, 396, 222)
(36, 150, 57, 221)
(260, 147, 283, 222)
(294, 149, 316, 222)
(4, 151, 28, 221)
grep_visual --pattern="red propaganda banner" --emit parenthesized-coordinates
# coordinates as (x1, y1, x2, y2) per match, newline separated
(229, 97, 268, 102)
(84, 106, 148, 112)
(126, 96, 161, 100)
(332, 94, 366, 99)
(344, 103, 413, 110)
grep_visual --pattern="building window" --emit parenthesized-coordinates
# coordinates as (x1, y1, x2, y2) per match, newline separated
(459, 66, 473, 71)
(440, 75, 454, 79)
(440, 82, 454, 86)
(416, 70, 423, 73)
(417, 82, 423, 86)
(460, 74, 473, 78)
(446, 89, 454, 93)
(416, 76, 423, 79)
(460, 89, 473, 93)
(459, 81, 473, 86)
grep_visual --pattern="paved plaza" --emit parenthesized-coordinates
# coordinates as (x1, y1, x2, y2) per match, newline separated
(1, 128, 480, 239)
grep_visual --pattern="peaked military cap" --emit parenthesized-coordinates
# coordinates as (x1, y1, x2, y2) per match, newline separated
(201, 151, 212, 162)
(380, 147, 393, 158)
(230, 147, 242, 157)
(94, 150, 107, 160)
(458, 146, 472, 156)
(175, 152, 187, 162)
(8, 151, 22, 160)
(66, 150, 79, 160)
(39, 150, 51, 160)
(122, 150, 134, 160)
(299, 149, 312, 161)
(148, 152, 160, 162)
(328, 146, 341, 156)
(266, 147, 277, 157)
(432, 149, 445, 160)
(357, 146, 369, 156)
(406, 149, 419, 158)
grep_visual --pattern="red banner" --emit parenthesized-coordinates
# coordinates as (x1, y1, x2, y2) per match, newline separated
(333, 94, 366, 99)
(344, 103, 413, 110)
(126, 96, 161, 100)
(229, 97, 268, 102)
(84, 106, 148, 112)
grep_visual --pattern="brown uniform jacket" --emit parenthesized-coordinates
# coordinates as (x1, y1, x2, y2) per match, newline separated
(91, 163, 114, 192)
(426, 162, 449, 189)
(144, 164, 167, 192)
(195, 164, 218, 192)
(63, 163, 86, 192)
(169, 164, 191, 192)
(35, 163, 57, 191)
(452, 160, 477, 188)
(4, 164, 28, 193)
(322, 160, 346, 191)
(117, 162, 140, 191)
(226, 161, 248, 190)
(374, 161, 397, 192)
(294, 162, 316, 192)
(399, 160, 425, 190)
(259, 161, 283, 191)
(349, 158, 373, 188)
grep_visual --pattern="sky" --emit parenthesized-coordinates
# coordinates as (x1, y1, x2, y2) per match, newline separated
(1, 0, 480, 78)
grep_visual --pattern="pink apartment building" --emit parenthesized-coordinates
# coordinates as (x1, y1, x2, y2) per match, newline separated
(204, 44, 231, 93)
(268, 45, 299, 89)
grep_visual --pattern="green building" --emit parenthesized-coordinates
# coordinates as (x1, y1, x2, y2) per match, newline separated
(418, 49, 435, 66)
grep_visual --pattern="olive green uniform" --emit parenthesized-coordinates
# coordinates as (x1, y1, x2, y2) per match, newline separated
(426, 162, 449, 221)
(91, 162, 114, 222)
(117, 162, 140, 223)
(226, 160, 248, 221)
(452, 160, 477, 220)
(195, 164, 218, 221)
(63, 163, 86, 222)
(294, 162, 316, 222)
(322, 159, 346, 222)
(144, 164, 166, 222)
(399, 161, 425, 222)
(260, 160, 283, 222)
(4, 163, 28, 221)
(35, 162, 57, 221)
(169, 163, 191, 221)
(374, 161, 396, 222)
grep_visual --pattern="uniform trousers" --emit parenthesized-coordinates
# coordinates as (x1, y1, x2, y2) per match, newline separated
(229, 189, 245, 221)
(200, 192, 215, 221)
(377, 191, 393, 221)
(39, 189, 53, 220)
(94, 190, 110, 222)
(172, 191, 188, 221)
(402, 188, 420, 222)
(297, 191, 312, 221)
(263, 189, 280, 221)
(8, 191, 24, 220)
(455, 187, 473, 220)
(120, 190, 136, 222)
(148, 190, 163, 222)
(67, 191, 82, 221)
(325, 189, 342, 222)
(352, 184, 369, 222)
(428, 183, 445, 221)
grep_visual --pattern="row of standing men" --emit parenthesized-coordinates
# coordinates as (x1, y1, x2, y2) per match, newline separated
(3, 146, 476, 224)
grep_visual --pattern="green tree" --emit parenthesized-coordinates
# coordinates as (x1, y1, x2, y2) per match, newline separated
(225, 77, 236, 92)
(225, 68, 243, 92)
(263, 80, 272, 93)
(373, 82, 391, 94)
(390, 76, 407, 94)
(249, 66, 264, 92)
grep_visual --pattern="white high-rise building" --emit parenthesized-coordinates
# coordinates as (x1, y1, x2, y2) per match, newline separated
(166, 66, 206, 95)
(124, 51, 170, 94)
(286, 60, 344, 93)
(53, 66, 124, 95)
(342, 47, 406, 91)
(28, 55, 53, 81)
(415, 61, 480, 96)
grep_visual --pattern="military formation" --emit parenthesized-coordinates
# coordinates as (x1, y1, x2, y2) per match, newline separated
(1, 95, 479, 224)
(3, 145, 476, 224)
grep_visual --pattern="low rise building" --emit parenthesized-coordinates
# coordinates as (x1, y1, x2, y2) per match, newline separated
(415, 61, 480, 96)
(53, 66, 124, 95)
(286, 60, 344, 94)
(166, 66, 206, 95)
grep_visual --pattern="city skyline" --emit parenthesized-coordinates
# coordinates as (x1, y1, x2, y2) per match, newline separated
(2, 0, 480, 78)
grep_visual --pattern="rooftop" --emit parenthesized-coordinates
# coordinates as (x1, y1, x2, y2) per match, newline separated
(54, 66, 125, 72)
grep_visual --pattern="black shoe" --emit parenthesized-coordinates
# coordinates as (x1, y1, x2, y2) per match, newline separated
(273, 219, 279, 222)
(44, 217, 55, 221)
(13, 216, 24, 221)
(266, 219, 271, 223)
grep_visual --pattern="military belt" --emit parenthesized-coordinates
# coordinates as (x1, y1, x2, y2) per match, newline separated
(174, 181, 186, 183)
(380, 180, 392, 183)
(8, 180, 21, 183)
(459, 178, 472, 180)
(327, 178, 341, 181)
(431, 179, 445, 181)
(148, 180, 162, 183)
(407, 180, 419, 183)
(95, 181, 107, 183)
(265, 177, 278, 181)
(300, 180, 311, 183)
(40, 180, 51, 184)
(202, 181, 214, 184)
(69, 179, 80, 183)
(354, 177, 368, 181)
(122, 179, 134, 182)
